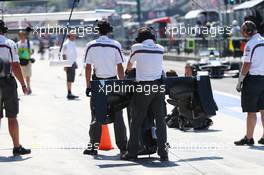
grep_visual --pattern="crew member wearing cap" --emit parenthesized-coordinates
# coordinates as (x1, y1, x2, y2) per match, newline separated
(83, 20, 127, 156)
(235, 21, 264, 146)
(0, 20, 31, 155)
(121, 27, 169, 161)
(17, 31, 34, 95)
(62, 31, 79, 100)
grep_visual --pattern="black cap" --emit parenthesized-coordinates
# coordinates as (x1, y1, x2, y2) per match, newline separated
(0, 20, 8, 33)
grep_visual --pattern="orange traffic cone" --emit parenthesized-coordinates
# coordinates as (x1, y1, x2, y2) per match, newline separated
(99, 124, 114, 151)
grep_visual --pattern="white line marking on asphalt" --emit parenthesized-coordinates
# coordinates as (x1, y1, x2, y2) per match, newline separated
(213, 90, 240, 100)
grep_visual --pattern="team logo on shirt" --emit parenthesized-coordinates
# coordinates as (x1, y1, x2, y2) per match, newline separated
(245, 46, 251, 56)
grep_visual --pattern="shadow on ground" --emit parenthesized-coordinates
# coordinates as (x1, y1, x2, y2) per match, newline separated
(0, 156, 32, 162)
(249, 146, 264, 151)
(94, 154, 178, 168)
(185, 129, 223, 133)
(95, 154, 224, 169)
(177, 156, 223, 162)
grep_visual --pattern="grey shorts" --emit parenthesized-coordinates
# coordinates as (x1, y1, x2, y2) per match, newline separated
(66, 63, 77, 83)
(0, 77, 19, 118)
(241, 75, 264, 112)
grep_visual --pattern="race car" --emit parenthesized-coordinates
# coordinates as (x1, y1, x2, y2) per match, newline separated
(187, 48, 242, 78)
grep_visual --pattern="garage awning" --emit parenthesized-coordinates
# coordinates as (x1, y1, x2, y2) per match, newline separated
(234, 0, 264, 11)
(145, 17, 171, 25)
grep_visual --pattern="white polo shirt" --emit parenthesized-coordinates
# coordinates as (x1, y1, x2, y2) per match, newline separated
(84, 35, 124, 78)
(0, 35, 19, 62)
(62, 39, 77, 65)
(0, 35, 19, 76)
(243, 33, 264, 76)
(129, 39, 164, 82)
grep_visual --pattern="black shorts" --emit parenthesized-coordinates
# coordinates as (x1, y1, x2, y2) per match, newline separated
(242, 75, 264, 112)
(0, 77, 19, 118)
(66, 64, 76, 83)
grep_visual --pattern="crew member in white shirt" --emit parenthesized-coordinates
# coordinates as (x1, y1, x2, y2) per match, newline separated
(83, 20, 127, 156)
(0, 20, 31, 155)
(121, 27, 168, 161)
(235, 21, 264, 146)
(62, 31, 78, 100)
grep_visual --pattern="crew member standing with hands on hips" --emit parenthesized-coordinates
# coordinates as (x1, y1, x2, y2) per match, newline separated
(0, 20, 31, 155)
(83, 20, 127, 156)
(235, 21, 264, 146)
(121, 27, 169, 161)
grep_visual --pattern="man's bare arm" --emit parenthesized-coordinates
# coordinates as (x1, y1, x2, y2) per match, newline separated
(12, 62, 26, 86)
(117, 63, 125, 80)
(236, 62, 251, 92)
(241, 62, 251, 76)
(86, 64, 92, 88)
(126, 61, 133, 71)
(12, 62, 28, 94)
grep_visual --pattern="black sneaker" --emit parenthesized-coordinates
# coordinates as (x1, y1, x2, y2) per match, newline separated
(258, 138, 264, 145)
(160, 155, 169, 162)
(120, 149, 127, 159)
(83, 148, 98, 155)
(120, 148, 127, 154)
(13, 145, 31, 156)
(67, 94, 79, 100)
(234, 136, 254, 146)
(120, 152, 137, 161)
